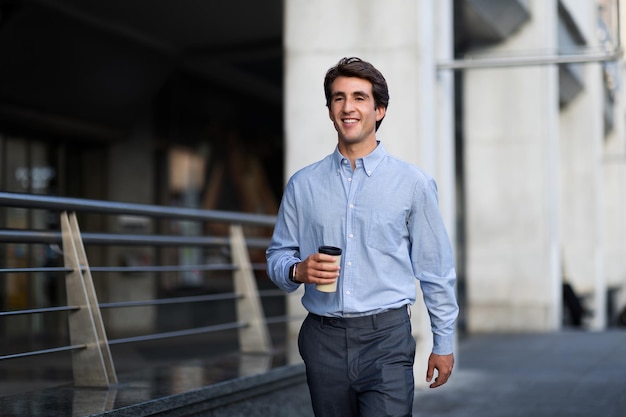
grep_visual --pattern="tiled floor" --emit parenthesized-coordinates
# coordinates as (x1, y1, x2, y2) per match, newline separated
(412, 330, 626, 417)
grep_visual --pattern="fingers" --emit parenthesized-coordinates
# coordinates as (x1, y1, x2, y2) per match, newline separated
(315, 253, 341, 267)
(425, 362, 435, 385)
(298, 254, 340, 284)
(429, 370, 451, 388)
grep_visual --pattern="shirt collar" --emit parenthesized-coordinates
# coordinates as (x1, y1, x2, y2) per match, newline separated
(333, 141, 387, 177)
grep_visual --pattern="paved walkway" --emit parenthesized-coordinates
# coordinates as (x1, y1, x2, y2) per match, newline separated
(412, 330, 626, 417)
(2, 330, 624, 416)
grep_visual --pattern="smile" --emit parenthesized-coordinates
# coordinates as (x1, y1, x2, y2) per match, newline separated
(342, 118, 358, 124)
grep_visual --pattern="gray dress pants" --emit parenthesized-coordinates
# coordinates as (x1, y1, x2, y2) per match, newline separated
(298, 306, 416, 417)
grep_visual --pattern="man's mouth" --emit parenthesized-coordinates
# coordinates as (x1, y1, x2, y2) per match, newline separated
(342, 118, 358, 124)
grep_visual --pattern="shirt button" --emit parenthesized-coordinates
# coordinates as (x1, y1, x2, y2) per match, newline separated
(349, 234, 354, 238)
(349, 204, 354, 208)
(348, 178, 352, 182)
(346, 291, 351, 295)
(347, 261, 352, 266)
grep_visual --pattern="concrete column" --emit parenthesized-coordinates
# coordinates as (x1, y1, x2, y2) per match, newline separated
(559, 2, 606, 330)
(464, 1, 562, 332)
(604, 46, 626, 323)
(284, 0, 457, 385)
(601, 0, 626, 325)
(105, 111, 156, 335)
(604, 104, 626, 323)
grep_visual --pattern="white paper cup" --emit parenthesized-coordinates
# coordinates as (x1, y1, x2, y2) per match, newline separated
(316, 246, 342, 292)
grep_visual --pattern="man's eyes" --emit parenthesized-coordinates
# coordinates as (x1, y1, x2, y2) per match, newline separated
(333, 96, 365, 102)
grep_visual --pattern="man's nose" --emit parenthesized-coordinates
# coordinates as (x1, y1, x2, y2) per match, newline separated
(342, 99, 355, 112)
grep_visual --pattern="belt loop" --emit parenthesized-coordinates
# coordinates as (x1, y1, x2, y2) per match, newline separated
(372, 314, 378, 330)
(320, 316, 325, 329)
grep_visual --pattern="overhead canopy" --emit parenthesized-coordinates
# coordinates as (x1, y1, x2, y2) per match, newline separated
(0, 0, 283, 140)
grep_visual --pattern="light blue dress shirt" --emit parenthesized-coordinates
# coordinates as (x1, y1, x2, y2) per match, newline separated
(266, 143, 458, 354)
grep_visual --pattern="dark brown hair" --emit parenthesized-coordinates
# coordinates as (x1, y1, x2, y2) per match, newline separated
(323, 57, 389, 131)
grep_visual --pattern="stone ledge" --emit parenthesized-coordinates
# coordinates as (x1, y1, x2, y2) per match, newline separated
(0, 351, 308, 417)
(89, 363, 307, 417)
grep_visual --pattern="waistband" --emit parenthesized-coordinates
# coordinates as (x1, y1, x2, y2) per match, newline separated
(307, 305, 409, 330)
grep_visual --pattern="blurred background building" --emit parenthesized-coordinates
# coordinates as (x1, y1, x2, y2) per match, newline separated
(1, 0, 625, 373)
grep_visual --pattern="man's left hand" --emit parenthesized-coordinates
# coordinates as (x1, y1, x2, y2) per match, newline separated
(426, 352, 454, 388)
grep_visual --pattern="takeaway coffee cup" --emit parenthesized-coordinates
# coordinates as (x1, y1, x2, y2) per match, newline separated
(317, 246, 342, 292)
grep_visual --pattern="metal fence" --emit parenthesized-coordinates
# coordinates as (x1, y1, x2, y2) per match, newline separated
(0, 192, 280, 387)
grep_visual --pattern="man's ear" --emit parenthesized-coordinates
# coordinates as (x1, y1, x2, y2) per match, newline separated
(376, 106, 386, 121)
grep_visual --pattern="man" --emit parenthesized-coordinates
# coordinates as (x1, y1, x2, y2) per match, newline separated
(266, 57, 458, 417)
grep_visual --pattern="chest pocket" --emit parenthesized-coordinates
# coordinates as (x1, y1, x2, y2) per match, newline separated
(366, 210, 407, 252)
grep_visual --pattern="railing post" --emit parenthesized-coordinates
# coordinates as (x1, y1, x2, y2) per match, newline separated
(61, 211, 117, 387)
(229, 225, 272, 354)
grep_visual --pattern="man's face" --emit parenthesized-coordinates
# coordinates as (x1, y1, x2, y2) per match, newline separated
(328, 76, 385, 146)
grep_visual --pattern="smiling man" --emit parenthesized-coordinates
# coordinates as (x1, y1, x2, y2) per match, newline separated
(266, 57, 459, 417)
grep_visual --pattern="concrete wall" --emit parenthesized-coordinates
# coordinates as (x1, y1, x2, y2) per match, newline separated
(559, 1, 606, 330)
(463, 0, 626, 331)
(464, 0, 562, 332)
(604, 12, 626, 320)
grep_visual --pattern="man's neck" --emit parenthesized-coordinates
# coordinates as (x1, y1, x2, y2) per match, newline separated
(338, 139, 378, 170)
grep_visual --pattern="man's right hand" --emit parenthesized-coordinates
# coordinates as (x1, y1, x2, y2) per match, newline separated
(295, 253, 340, 285)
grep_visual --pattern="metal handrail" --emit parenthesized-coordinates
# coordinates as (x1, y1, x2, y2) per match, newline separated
(0, 344, 87, 361)
(0, 191, 276, 225)
(0, 292, 289, 316)
(0, 264, 268, 274)
(0, 191, 281, 388)
(98, 292, 242, 309)
(107, 322, 248, 345)
(0, 228, 271, 248)
(0, 305, 79, 317)
(0, 266, 71, 274)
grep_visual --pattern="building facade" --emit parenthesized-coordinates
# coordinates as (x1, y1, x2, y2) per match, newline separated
(1, 0, 625, 372)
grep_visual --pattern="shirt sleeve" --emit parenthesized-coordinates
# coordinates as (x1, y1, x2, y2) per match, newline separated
(266, 179, 302, 293)
(409, 177, 459, 355)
